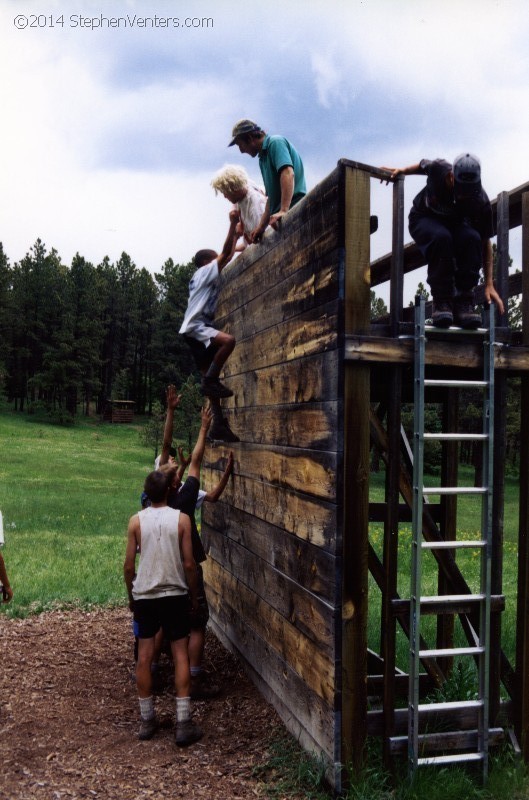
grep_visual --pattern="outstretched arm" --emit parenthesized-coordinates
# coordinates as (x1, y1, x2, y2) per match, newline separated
(188, 406, 213, 480)
(380, 162, 423, 184)
(204, 451, 234, 503)
(217, 211, 240, 271)
(159, 385, 181, 467)
(123, 515, 140, 611)
(482, 238, 505, 315)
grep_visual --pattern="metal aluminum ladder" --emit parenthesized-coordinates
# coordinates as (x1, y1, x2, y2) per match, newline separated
(408, 296, 495, 781)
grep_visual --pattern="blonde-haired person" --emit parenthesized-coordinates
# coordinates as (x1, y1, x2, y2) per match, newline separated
(211, 164, 266, 249)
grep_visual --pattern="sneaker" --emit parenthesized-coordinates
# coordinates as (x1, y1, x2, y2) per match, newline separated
(453, 293, 481, 329)
(138, 715, 158, 740)
(200, 377, 233, 399)
(175, 717, 203, 747)
(190, 673, 222, 700)
(431, 299, 453, 328)
(207, 421, 240, 443)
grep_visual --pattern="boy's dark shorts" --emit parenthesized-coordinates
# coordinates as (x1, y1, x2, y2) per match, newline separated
(134, 595, 190, 641)
(191, 563, 210, 631)
(184, 335, 219, 372)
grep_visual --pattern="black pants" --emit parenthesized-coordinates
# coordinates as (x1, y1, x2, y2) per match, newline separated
(409, 211, 482, 298)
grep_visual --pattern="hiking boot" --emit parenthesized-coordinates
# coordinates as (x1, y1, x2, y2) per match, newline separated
(431, 299, 453, 328)
(138, 715, 158, 740)
(453, 293, 481, 329)
(190, 672, 222, 700)
(208, 420, 240, 443)
(175, 717, 203, 747)
(200, 376, 233, 399)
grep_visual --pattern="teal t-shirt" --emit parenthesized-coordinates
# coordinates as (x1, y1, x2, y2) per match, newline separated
(258, 134, 306, 214)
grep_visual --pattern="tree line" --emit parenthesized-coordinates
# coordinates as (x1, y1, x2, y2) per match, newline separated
(0, 239, 197, 420)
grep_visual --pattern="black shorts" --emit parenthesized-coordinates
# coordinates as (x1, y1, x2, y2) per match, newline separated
(191, 563, 210, 631)
(133, 595, 190, 641)
(184, 335, 219, 372)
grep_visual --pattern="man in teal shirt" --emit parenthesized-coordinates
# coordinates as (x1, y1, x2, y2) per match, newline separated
(229, 119, 306, 242)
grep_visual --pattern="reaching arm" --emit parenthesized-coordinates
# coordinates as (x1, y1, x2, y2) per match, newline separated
(482, 238, 505, 315)
(0, 553, 13, 603)
(179, 514, 199, 609)
(250, 198, 271, 243)
(187, 406, 213, 480)
(159, 385, 181, 467)
(217, 212, 240, 271)
(380, 162, 423, 184)
(204, 451, 234, 503)
(269, 166, 295, 228)
(123, 515, 140, 611)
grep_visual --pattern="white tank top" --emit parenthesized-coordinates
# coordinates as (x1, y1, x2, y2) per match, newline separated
(132, 506, 188, 600)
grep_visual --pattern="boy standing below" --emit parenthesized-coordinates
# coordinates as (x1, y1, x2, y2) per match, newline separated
(179, 213, 240, 442)
(124, 470, 202, 746)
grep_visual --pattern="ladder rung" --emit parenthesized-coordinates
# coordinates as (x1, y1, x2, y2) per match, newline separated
(421, 540, 486, 549)
(417, 700, 483, 713)
(417, 753, 484, 766)
(419, 594, 485, 605)
(422, 486, 488, 495)
(424, 379, 488, 388)
(419, 646, 484, 658)
(423, 433, 488, 441)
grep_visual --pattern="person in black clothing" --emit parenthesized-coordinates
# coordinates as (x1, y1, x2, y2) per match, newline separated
(383, 153, 504, 328)
(157, 386, 233, 698)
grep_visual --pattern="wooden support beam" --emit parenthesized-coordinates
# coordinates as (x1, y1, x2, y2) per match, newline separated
(341, 165, 371, 775)
(515, 190, 529, 758)
(345, 334, 529, 372)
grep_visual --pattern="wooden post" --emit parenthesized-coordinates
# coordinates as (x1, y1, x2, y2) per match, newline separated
(382, 175, 405, 766)
(341, 165, 371, 776)
(515, 191, 529, 756)
(490, 192, 509, 722)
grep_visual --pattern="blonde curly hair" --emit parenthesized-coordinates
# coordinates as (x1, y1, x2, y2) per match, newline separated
(211, 164, 249, 196)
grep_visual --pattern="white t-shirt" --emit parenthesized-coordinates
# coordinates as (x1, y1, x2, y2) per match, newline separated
(179, 259, 220, 336)
(132, 506, 188, 600)
(238, 181, 267, 243)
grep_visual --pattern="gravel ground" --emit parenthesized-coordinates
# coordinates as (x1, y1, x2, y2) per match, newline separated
(0, 607, 291, 800)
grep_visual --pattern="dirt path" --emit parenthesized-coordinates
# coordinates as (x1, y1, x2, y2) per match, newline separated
(0, 607, 286, 800)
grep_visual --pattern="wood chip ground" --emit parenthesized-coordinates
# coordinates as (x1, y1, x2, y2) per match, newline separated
(0, 607, 300, 800)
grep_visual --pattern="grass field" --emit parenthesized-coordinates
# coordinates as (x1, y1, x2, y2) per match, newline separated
(0, 405, 153, 617)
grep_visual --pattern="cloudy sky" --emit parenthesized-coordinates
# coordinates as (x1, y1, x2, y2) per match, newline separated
(1, 0, 528, 299)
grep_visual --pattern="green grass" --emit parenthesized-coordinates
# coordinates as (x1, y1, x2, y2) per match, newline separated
(0, 406, 154, 617)
(258, 734, 529, 800)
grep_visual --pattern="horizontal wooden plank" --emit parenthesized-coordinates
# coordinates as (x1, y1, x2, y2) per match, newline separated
(205, 558, 335, 704)
(389, 728, 504, 756)
(345, 334, 529, 372)
(204, 530, 335, 650)
(368, 700, 513, 736)
(203, 441, 338, 502)
(224, 299, 339, 376)
(203, 506, 336, 602)
(221, 349, 340, 409)
(216, 251, 341, 341)
(206, 576, 335, 757)
(200, 466, 338, 552)
(221, 402, 340, 451)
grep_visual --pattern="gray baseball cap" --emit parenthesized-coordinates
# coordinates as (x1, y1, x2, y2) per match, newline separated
(228, 119, 261, 146)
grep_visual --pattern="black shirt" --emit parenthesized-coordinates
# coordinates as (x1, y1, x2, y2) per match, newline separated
(167, 476, 207, 564)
